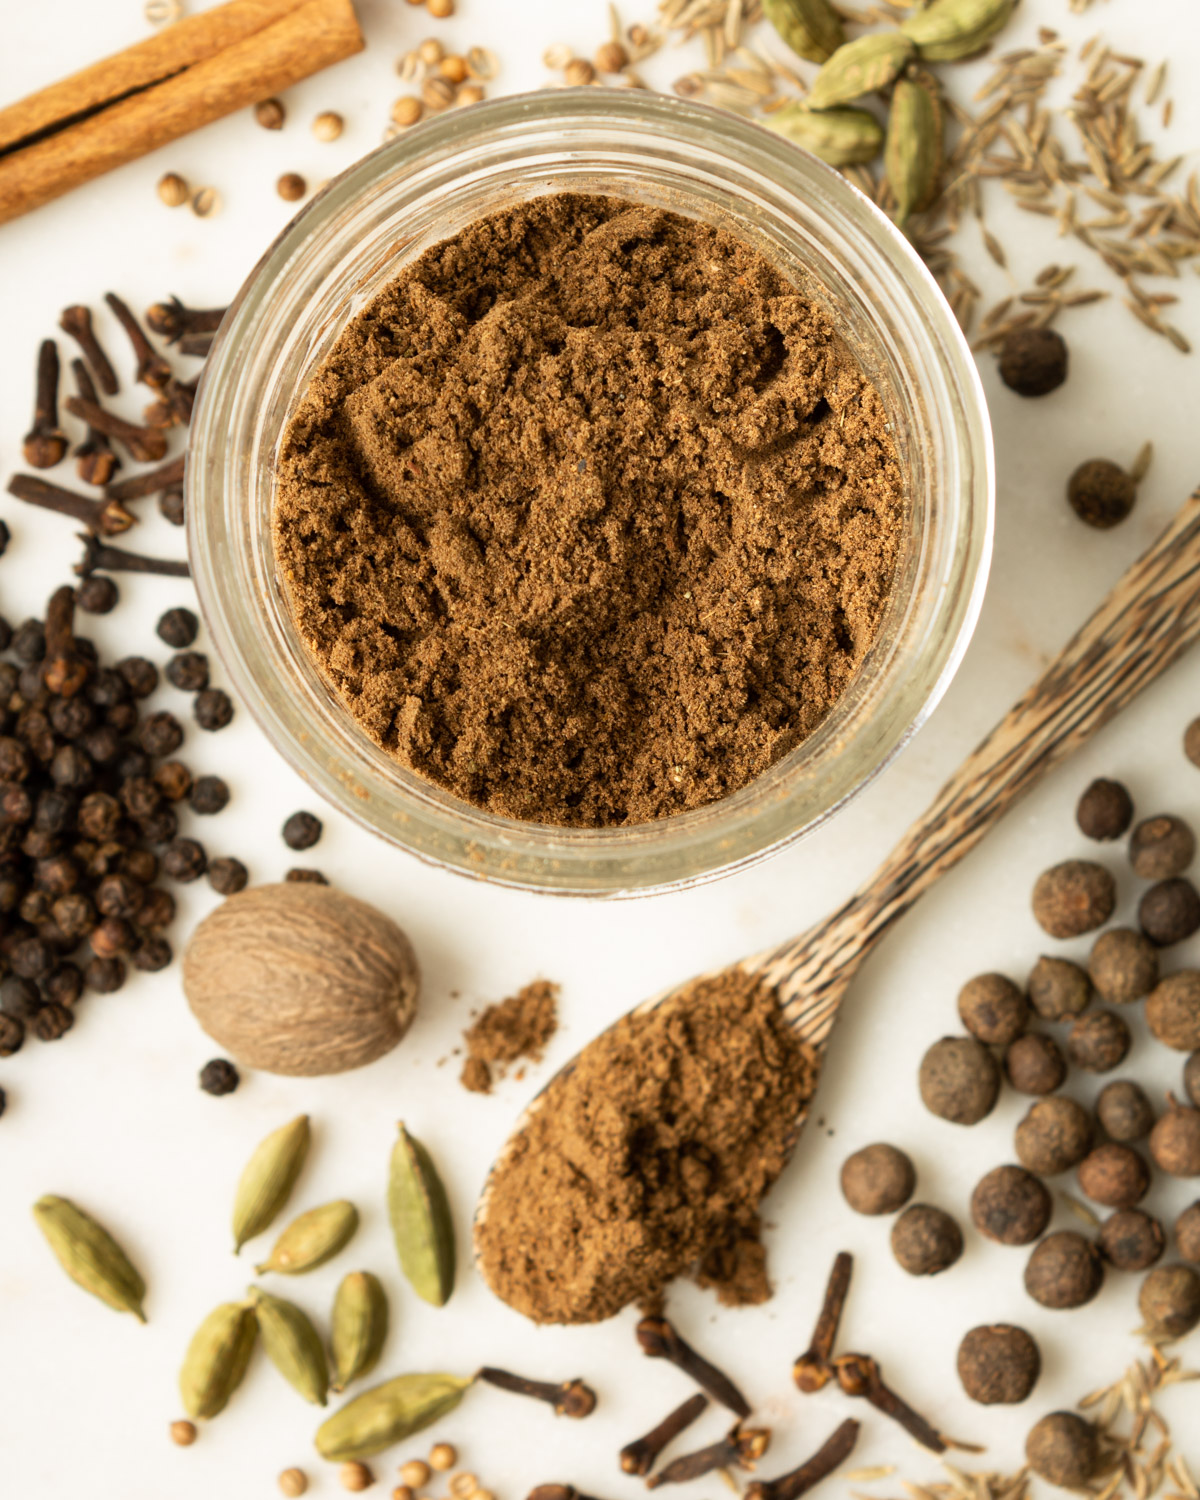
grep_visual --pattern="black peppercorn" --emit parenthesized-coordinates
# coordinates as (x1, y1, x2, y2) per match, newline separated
(85, 955, 125, 993)
(1096, 1080, 1155, 1143)
(49, 745, 92, 791)
(162, 837, 206, 882)
(0, 974, 42, 1019)
(1139, 1264, 1200, 1340)
(78, 792, 121, 841)
(11, 936, 53, 980)
(971, 1164, 1051, 1246)
(51, 892, 95, 943)
(21, 828, 60, 860)
(1140, 877, 1200, 947)
(840, 1143, 916, 1215)
(1146, 972, 1200, 1051)
(82, 725, 121, 766)
(0, 1012, 24, 1055)
(957, 972, 1028, 1046)
(1015, 1096, 1094, 1176)
(115, 747, 150, 784)
(189, 775, 229, 815)
(32, 1002, 74, 1041)
(49, 696, 94, 739)
(1067, 458, 1137, 529)
(35, 790, 75, 836)
(117, 656, 158, 699)
(891, 1204, 963, 1276)
(1025, 1230, 1104, 1309)
(208, 856, 248, 895)
(120, 776, 161, 821)
(1066, 1009, 1131, 1073)
(107, 701, 138, 735)
(87, 668, 128, 709)
(1149, 1099, 1200, 1177)
(153, 761, 193, 802)
(19, 888, 52, 926)
(1176, 1202, 1200, 1263)
(91, 916, 134, 958)
(1088, 927, 1158, 1005)
(34, 854, 77, 896)
(95, 872, 142, 920)
(156, 607, 198, 649)
(43, 962, 83, 1007)
(1131, 814, 1195, 880)
(165, 651, 209, 692)
(998, 326, 1068, 397)
(119, 848, 158, 885)
(199, 1057, 240, 1096)
(1099, 1209, 1165, 1272)
(18, 663, 45, 702)
(11, 619, 46, 664)
(0, 738, 30, 782)
(77, 575, 118, 615)
(0, 783, 33, 825)
(1077, 1142, 1150, 1209)
(285, 867, 328, 884)
(282, 810, 323, 850)
(919, 1036, 1000, 1125)
(956, 1325, 1040, 1406)
(137, 806, 178, 845)
(1032, 860, 1116, 939)
(139, 711, 184, 758)
(194, 688, 233, 731)
(1075, 778, 1133, 841)
(1026, 1413, 1098, 1488)
(133, 935, 172, 971)
(1005, 1032, 1067, 1096)
(137, 886, 176, 930)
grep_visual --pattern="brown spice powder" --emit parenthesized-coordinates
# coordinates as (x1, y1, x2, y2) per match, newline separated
(460, 978, 559, 1094)
(274, 193, 903, 827)
(473, 967, 816, 1324)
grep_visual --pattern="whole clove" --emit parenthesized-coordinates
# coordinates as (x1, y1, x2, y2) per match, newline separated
(793, 1250, 852, 1392)
(59, 305, 118, 396)
(8, 475, 133, 538)
(177, 332, 215, 359)
(104, 292, 172, 391)
(70, 360, 121, 486)
(647, 1423, 770, 1489)
(105, 455, 185, 504)
(477, 1367, 596, 1418)
(145, 297, 227, 344)
(41, 586, 88, 698)
(620, 1393, 709, 1477)
(63, 396, 167, 464)
(832, 1354, 947, 1453)
(75, 533, 189, 578)
(23, 340, 67, 469)
(743, 1419, 860, 1500)
(636, 1316, 751, 1420)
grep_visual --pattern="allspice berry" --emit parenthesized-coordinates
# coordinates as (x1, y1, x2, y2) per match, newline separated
(1025, 1231, 1104, 1309)
(1005, 1032, 1067, 1095)
(340, 1461, 374, 1492)
(277, 172, 307, 202)
(1068, 458, 1137, 529)
(1088, 928, 1158, 1004)
(957, 1325, 1041, 1405)
(1076, 778, 1133, 841)
(1032, 860, 1116, 938)
(1095, 1079, 1155, 1143)
(1066, 1009, 1131, 1073)
(971, 1164, 1052, 1246)
(1146, 971, 1200, 1051)
(1130, 814, 1195, 880)
(840, 1143, 916, 1215)
(1149, 1098, 1200, 1177)
(1016, 1097, 1094, 1175)
(1138, 1263, 1200, 1340)
(1026, 1412, 1098, 1488)
(1139, 877, 1200, 946)
(1099, 1209, 1165, 1272)
(998, 325, 1068, 397)
(1176, 1202, 1200, 1263)
(1028, 955, 1092, 1021)
(919, 1036, 1000, 1125)
(957, 972, 1028, 1046)
(1076, 1142, 1150, 1209)
(279, 1470, 309, 1497)
(891, 1204, 963, 1276)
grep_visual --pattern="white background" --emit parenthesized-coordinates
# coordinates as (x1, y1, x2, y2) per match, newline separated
(1, 1, 1199, 1496)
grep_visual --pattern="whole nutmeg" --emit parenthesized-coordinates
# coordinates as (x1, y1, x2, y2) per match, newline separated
(1027, 955, 1092, 1021)
(890, 1203, 963, 1276)
(1005, 1032, 1066, 1096)
(1026, 1412, 1098, 1488)
(840, 1143, 915, 1216)
(1146, 971, 1200, 1052)
(957, 972, 1028, 1046)
(1088, 928, 1158, 1005)
(1130, 814, 1195, 880)
(971, 1164, 1051, 1246)
(1031, 860, 1115, 939)
(1066, 1009, 1131, 1074)
(1149, 1098, 1200, 1177)
(919, 1036, 1000, 1125)
(1095, 1079, 1155, 1143)
(1024, 1231, 1104, 1309)
(1099, 1209, 1165, 1272)
(1176, 1202, 1200, 1263)
(1015, 1097, 1093, 1176)
(1140, 877, 1200, 947)
(1138, 1263, 1200, 1341)
(1076, 778, 1133, 841)
(956, 1324, 1040, 1405)
(1076, 1142, 1150, 1209)
(182, 883, 420, 1075)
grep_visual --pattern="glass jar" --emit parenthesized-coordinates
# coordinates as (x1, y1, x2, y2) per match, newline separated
(188, 90, 993, 897)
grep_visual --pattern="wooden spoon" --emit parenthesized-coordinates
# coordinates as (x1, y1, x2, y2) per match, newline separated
(475, 491, 1200, 1311)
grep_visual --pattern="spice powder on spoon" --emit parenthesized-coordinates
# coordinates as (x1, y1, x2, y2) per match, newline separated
(274, 193, 903, 826)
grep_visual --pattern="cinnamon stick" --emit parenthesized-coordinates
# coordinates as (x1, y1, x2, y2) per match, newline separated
(0, 0, 363, 226)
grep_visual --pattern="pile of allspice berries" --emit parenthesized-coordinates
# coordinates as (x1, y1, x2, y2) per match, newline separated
(839, 716, 1200, 1489)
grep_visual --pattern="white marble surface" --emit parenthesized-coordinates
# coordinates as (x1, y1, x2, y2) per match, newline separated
(1, 2, 1199, 1496)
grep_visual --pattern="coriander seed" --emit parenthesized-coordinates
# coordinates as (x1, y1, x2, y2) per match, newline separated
(1075, 777, 1133, 840)
(565, 59, 597, 85)
(1068, 458, 1137, 529)
(1099, 1209, 1165, 1271)
(439, 55, 468, 84)
(1149, 1098, 1200, 1176)
(1005, 1032, 1066, 1095)
(971, 1164, 1051, 1246)
(170, 1418, 198, 1446)
(918, 1035, 1000, 1125)
(199, 1058, 239, 1096)
(313, 111, 344, 141)
(1031, 859, 1115, 938)
(391, 97, 423, 127)
(890, 1203, 962, 1276)
(1139, 877, 1200, 946)
(1130, 813, 1195, 879)
(998, 326, 1067, 397)
(457, 84, 485, 106)
(191, 187, 220, 218)
(1015, 1096, 1093, 1176)
(840, 1142, 915, 1215)
(957, 972, 1027, 1046)
(1025, 1230, 1103, 1309)
(157, 172, 189, 208)
(1096, 1080, 1155, 1143)
(277, 173, 307, 202)
(1139, 1263, 1200, 1340)
(429, 1444, 457, 1470)
(1066, 1009, 1131, 1073)
(957, 1324, 1040, 1405)
(1077, 1142, 1150, 1209)
(1146, 971, 1200, 1051)
(418, 37, 444, 64)
(1176, 1202, 1200, 1262)
(1028, 955, 1092, 1020)
(279, 1470, 308, 1497)
(427, 0, 454, 16)
(341, 1461, 374, 1492)
(394, 1488, 415, 1500)
(399, 1462, 431, 1487)
(1026, 1413, 1097, 1488)
(596, 41, 630, 73)
(1088, 927, 1158, 1004)
(255, 98, 286, 130)
(422, 77, 456, 111)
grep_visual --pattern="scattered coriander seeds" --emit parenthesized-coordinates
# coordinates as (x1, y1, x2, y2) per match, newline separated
(279, 1470, 309, 1498)
(971, 1165, 1052, 1246)
(313, 111, 344, 141)
(918, 1035, 1000, 1125)
(565, 58, 597, 85)
(399, 1462, 431, 1488)
(1028, 955, 1092, 1021)
(422, 77, 456, 111)
(394, 1489, 415, 1500)
(391, 97, 423, 127)
(1016, 1096, 1094, 1176)
(1138, 1263, 1200, 1340)
(1025, 1412, 1098, 1488)
(439, 55, 468, 84)
(1139, 877, 1200, 946)
(1077, 1142, 1150, 1209)
(199, 1058, 239, 1096)
(596, 40, 629, 73)
(255, 97, 286, 129)
(428, 0, 454, 15)
(456, 84, 485, 106)
(429, 1444, 456, 1471)
(890, 1203, 963, 1276)
(283, 811, 323, 850)
(1099, 1209, 1165, 1272)
(341, 1462, 374, 1492)
(157, 607, 198, 649)
(157, 172, 189, 207)
(1005, 1032, 1067, 1096)
(1025, 1230, 1104, 1309)
(1075, 778, 1133, 840)
(1088, 927, 1158, 1004)
(1096, 1080, 1155, 1143)
(1146, 971, 1200, 1051)
(1176, 1202, 1200, 1262)
(191, 187, 220, 218)
(449, 1475, 477, 1497)
(840, 1143, 916, 1215)
(208, 856, 248, 895)
(998, 326, 1068, 397)
(1149, 1099, 1200, 1176)
(1066, 1009, 1131, 1074)
(1031, 860, 1116, 939)
(170, 1418, 197, 1446)
(1131, 814, 1195, 880)
(957, 1324, 1041, 1405)
(957, 972, 1028, 1046)
(277, 173, 307, 202)
(1068, 458, 1138, 529)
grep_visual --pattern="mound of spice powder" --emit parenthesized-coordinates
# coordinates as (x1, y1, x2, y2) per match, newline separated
(274, 193, 903, 826)
(460, 978, 559, 1094)
(473, 967, 817, 1324)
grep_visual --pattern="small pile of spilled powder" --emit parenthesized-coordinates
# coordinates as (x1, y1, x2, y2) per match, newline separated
(460, 979, 559, 1094)
(473, 968, 816, 1324)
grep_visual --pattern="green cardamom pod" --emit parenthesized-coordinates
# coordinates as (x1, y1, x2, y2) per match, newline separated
(901, 0, 1015, 63)
(765, 103, 885, 166)
(808, 31, 916, 111)
(330, 1271, 389, 1394)
(249, 1285, 329, 1406)
(387, 1123, 455, 1307)
(315, 1372, 474, 1461)
(179, 1300, 259, 1420)
(886, 72, 944, 225)
(761, 0, 845, 64)
(32, 1195, 147, 1322)
(256, 1200, 359, 1275)
(232, 1114, 311, 1253)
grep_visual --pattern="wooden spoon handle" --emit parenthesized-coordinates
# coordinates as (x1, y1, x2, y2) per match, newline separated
(758, 490, 1200, 1038)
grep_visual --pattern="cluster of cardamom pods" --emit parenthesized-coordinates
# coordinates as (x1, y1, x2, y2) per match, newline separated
(761, 0, 1016, 223)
